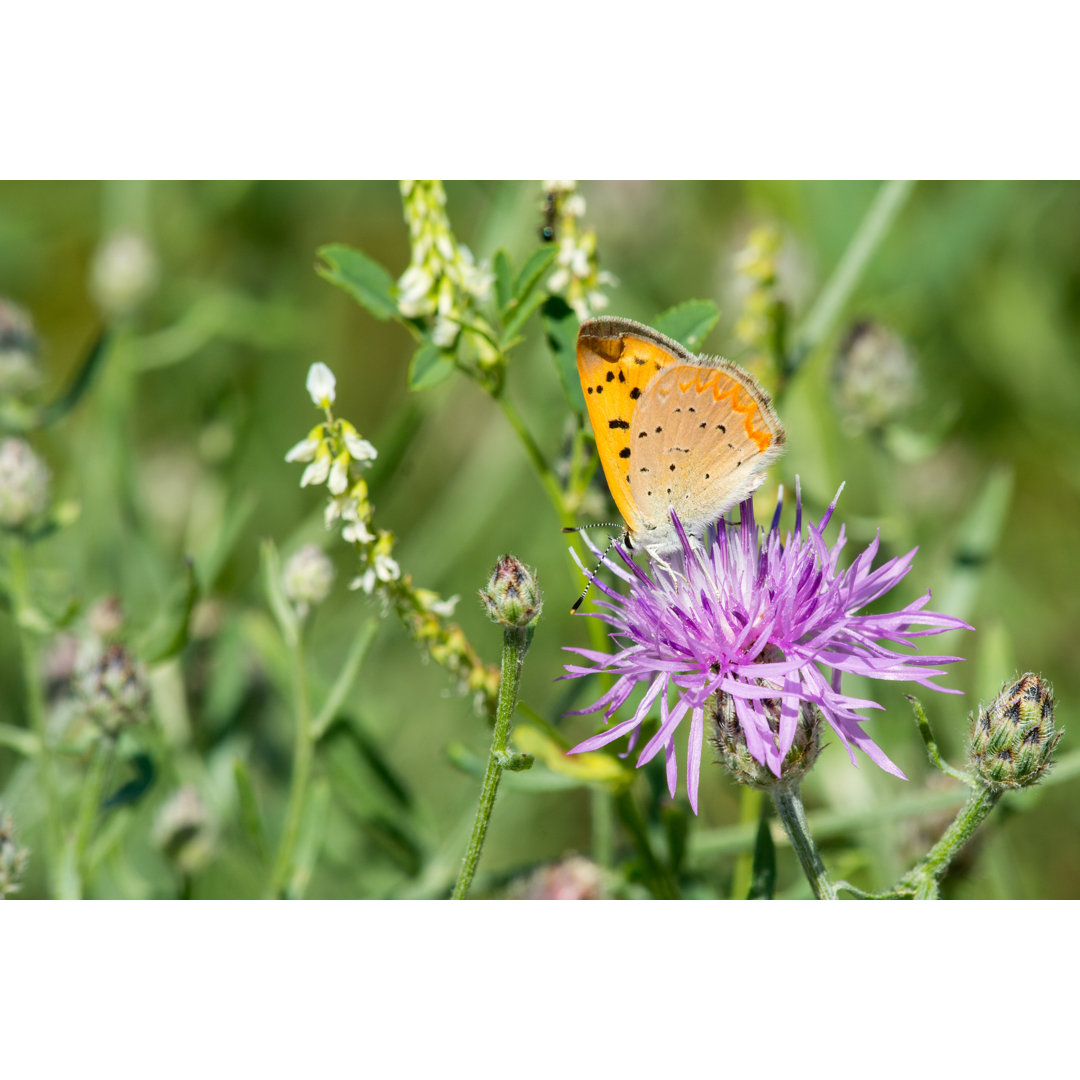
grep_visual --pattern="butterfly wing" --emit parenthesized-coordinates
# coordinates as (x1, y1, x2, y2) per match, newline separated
(577, 318, 693, 534)
(627, 360, 786, 543)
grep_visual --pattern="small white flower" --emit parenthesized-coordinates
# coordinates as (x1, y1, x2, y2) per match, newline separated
(542, 180, 576, 195)
(300, 448, 332, 488)
(342, 519, 374, 544)
(285, 435, 319, 463)
(306, 363, 336, 408)
(343, 431, 377, 463)
(587, 290, 610, 312)
(564, 193, 587, 219)
(374, 552, 400, 582)
(397, 266, 435, 317)
(350, 569, 377, 594)
(328, 453, 350, 495)
(432, 318, 459, 348)
(548, 267, 571, 293)
(430, 595, 459, 617)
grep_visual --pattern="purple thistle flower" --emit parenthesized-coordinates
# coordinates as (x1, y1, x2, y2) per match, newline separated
(564, 482, 972, 813)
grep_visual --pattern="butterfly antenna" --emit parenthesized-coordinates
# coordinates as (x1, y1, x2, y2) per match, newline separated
(562, 525, 624, 613)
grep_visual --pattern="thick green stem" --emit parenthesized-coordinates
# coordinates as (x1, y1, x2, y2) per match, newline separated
(770, 784, 838, 900)
(793, 180, 916, 367)
(452, 625, 530, 899)
(270, 632, 316, 898)
(898, 785, 1002, 899)
(6, 539, 62, 892)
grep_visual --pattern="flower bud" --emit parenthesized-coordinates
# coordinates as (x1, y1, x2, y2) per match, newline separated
(710, 672, 822, 789)
(0, 298, 41, 396)
(75, 643, 150, 736)
(90, 230, 159, 317)
(969, 673, 1060, 791)
(832, 320, 921, 434)
(0, 437, 50, 529)
(0, 807, 30, 899)
(479, 555, 542, 628)
(153, 786, 214, 875)
(282, 544, 335, 616)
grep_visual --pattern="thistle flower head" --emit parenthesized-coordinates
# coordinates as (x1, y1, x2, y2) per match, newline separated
(479, 555, 543, 629)
(969, 673, 1060, 791)
(282, 544, 335, 616)
(564, 483, 971, 812)
(90, 229, 159, 317)
(0, 437, 50, 529)
(0, 298, 41, 396)
(75, 643, 150, 737)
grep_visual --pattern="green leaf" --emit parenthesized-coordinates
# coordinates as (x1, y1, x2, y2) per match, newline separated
(508, 247, 558, 313)
(316, 244, 398, 321)
(494, 249, 513, 312)
(102, 753, 156, 810)
(501, 289, 549, 344)
(234, 758, 268, 863)
(747, 814, 777, 899)
(37, 331, 113, 428)
(407, 341, 456, 391)
(313, 617, 380, 739)
(140, 557, 200, 665)
(0, 722, 40, 757)
(541, 296, 585, 411)
(651, 300, 720, 352)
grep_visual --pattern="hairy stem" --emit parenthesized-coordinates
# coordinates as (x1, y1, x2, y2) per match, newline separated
(771, 784, 838, 900)
(452, 625, 531, 899)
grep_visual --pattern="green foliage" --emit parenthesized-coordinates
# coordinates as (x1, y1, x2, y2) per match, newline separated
(0, 180, 1077, 900)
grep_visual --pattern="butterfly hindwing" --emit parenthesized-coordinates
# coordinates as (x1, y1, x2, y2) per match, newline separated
(628, 361, 786, 534)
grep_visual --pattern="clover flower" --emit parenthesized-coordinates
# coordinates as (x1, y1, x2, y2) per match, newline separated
(543, 181, 617, 321)
(397, 180, 493, 350)
(564, 483, 971, 812)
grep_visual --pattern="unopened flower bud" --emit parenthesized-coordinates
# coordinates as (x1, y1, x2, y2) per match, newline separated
(969, 673, 1060, 791)
(154, 786, 214, 875)
(0, 298, 41, 396)
(0, 437, 50, 529)
(0, 807, 30, 899)
(710, 664, 822, 788)
(832, 320, 921, 434)
(479, 555, 542, 628)
(75, 643, 150, 736)
(282, 544, 335, 616)
(90, 230, 159, 317)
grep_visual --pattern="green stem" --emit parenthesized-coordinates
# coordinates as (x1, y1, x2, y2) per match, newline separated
(897, 785, 1002, 899)
(5, 538, 62, 892)
(793, 180, 916, 367)
(452, 625, 531, 899)
(770, 784, 838, 900)
(270, 630, 316, 898)
(495, 396, 570, 526)
(61, 738, 113, 899)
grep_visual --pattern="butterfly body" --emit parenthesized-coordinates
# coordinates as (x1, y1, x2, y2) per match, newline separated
(577, 317, 786, 557)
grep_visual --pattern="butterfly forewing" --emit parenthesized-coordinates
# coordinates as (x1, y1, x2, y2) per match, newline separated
(628, 362, 786, 535)
(577, 319, 689, 533)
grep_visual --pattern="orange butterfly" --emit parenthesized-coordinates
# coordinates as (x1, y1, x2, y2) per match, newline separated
(577, 317, 786, 557)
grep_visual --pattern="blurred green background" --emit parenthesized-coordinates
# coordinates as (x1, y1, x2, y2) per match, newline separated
(1, 180, 1077, 899)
